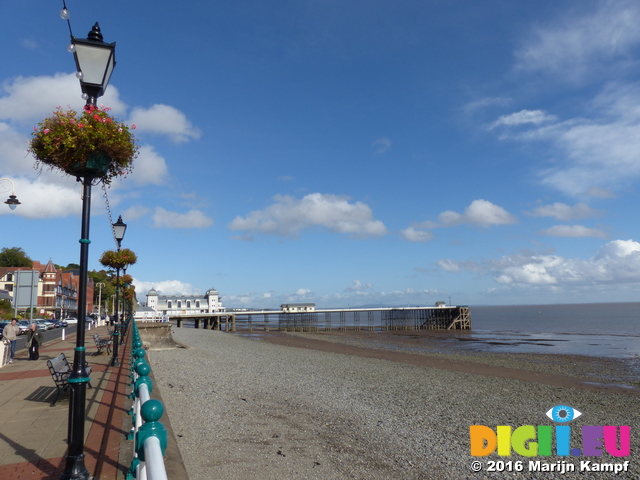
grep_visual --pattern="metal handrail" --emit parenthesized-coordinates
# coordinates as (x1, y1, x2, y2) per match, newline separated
(126, 320, 168, 480)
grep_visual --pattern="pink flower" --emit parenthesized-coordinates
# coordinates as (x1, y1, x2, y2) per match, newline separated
(43, 128, 50, 134)
(131, 124, 137, 129)
(118, 128, 123, 132)
(78, 123, 85, 128)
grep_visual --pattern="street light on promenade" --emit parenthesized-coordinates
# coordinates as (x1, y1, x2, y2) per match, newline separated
(111, 215, 127, 367)
(95, 282, 105, 322)
(61, 22, 116, 480)
(0, 178, 21, 209)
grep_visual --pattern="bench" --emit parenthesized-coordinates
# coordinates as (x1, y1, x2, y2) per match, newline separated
(46, 353, 92, 406)
(93, 333, 112, 354)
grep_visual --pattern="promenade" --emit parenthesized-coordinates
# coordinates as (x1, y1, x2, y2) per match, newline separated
(0, 325, 132, 479)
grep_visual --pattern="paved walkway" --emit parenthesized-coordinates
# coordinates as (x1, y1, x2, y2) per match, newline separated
(0, 325, 133, 479)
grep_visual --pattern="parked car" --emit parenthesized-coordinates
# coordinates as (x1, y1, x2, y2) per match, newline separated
(0, 321, 8, 337)
(33, 320, 48, 331)
(58, 319, 68, 327)
(64, 317, 78, 324)
(17, 320, 30, 335)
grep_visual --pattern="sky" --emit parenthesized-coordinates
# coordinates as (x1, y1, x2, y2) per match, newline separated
(2, 0, 640, 308)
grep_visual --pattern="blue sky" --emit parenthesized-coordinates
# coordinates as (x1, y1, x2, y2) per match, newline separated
(2, 0, 640, 308)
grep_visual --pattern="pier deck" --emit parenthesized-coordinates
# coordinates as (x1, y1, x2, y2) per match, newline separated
(169, 306, 471, 332)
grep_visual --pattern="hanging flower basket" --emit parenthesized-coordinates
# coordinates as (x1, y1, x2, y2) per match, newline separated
(99, 248, 138, 269)
(29, 105, 138, 183)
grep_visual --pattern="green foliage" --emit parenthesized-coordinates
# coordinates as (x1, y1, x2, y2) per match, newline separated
(0, 299, 13, 320)
(99, 248, 138, 269)
(0, 247, 32, 267)
(90, 270, 116, 310)
(29, 105, 138, 184)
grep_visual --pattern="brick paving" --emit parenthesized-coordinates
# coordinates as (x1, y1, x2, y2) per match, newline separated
(0, 325, 132, 479)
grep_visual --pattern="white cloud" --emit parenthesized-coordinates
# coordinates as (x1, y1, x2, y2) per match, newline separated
(585, 186, 616, 198)
(0, 73, 127, 123)
(462, 97, 511, 113)
(372, 137, 391, 154)
(514, 1, 640, 82)
(125, 145, 168, 186)
(489, 109, 557, 129)
(128, 104, 201, 143)
(122, 204, 150, 221)
(437, 199, 517, 228)
(490, 83, 640, 196)
(440, 239, 640, 286)
(229, 193, 388, 238)
(399, 227, 433, 242)
(437, 259, 461, 273)
(0, 177, 81, 219)
(526, 202, 602, 221)
(345, 280, 374, 292)
(133, 278, 201, 297)
(539, 225, 608, 238)
(152, 207, 213, 228)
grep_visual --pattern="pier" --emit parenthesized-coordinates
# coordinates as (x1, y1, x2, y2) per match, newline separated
(170, 306, 471, 332)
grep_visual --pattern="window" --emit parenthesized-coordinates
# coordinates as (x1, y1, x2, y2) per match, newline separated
(196, 300, 200, 308)
(177, 301, 182, 309)
(167, 301, 172, 309)
(186, 301, 191, 308)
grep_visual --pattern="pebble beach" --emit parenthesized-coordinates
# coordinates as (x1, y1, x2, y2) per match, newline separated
(148, 328, 640, 480)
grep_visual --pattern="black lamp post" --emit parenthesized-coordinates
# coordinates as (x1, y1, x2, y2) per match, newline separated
(110, 215, 127, 367)
(61, 23, 116, 480)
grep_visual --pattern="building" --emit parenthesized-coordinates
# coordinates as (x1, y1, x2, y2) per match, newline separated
(280, 303, 316, 313)
(0, 259, 94, 319)
(144, 288, 225, 316)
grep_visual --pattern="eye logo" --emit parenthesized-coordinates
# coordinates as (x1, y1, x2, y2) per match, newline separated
(546, 405, 581, 423)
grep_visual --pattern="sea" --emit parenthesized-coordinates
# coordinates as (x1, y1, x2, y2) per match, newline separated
(469, 302, 640, 360)
(233, 302, 640, 362)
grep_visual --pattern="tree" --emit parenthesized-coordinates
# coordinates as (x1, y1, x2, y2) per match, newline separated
(0, 247, 32, 267)
(0, 299, 13, 320)
(89, 269, 116, 314)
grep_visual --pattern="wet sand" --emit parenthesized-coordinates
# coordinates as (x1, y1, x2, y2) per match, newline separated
(257, 330, 640, 395)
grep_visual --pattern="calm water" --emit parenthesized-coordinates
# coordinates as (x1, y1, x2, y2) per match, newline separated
(466, 303, 640, 360)
(220, 302, 640, 361)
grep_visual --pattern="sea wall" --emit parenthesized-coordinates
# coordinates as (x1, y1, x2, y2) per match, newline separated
(136, 322, 178, 350)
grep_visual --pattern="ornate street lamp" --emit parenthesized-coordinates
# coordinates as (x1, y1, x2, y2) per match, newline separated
(0, 178, 20, 210)
(111, 215, 127, 367)
(70, 23, 116, 107)
(61, 23, 116, 480)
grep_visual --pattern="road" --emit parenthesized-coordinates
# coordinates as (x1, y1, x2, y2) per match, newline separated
(11, 323, 98, 350)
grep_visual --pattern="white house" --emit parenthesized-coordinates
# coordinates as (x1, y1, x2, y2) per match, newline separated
(144, 288, 225, 316)
(280, 303, 316, 313)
